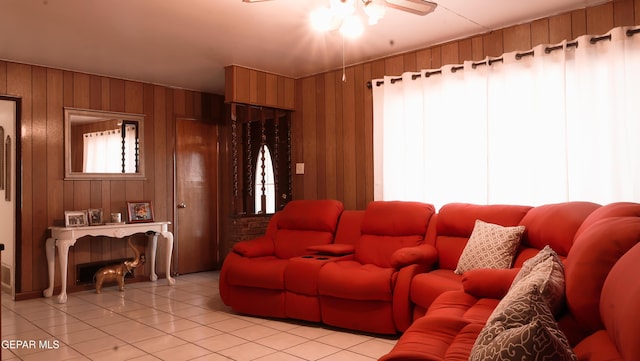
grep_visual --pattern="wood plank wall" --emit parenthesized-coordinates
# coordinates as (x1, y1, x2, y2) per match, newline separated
(0, 61, 222, 297)
(292, 0, 640, 210)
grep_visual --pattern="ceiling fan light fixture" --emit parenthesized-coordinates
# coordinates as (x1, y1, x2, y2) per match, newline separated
(364, 0, 386, 25)
(339, 14, 365, 38)
(384, 0, 437, 16)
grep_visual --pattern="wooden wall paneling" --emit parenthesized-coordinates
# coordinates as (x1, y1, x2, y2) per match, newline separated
(73, 73, 90, 109)
(353, 64, 367, 209)
(571, 9, 588, 38)
(125, 81, 144, 114)
(142, 84, 156, 208)
(292, 80, 304, 200)
(483, 30, 504, 58)
(89, 75, 102, 110)
(284, 77, 295, 110)
(63, 71, 73, 108)
(384, 55, 404, 76)
(503, 24, 532, 53)
(232, 66, 250, 104)
(71, 180, 91, 286)
(89, 180, 104, 263)
(32, 66, 49, 290)
(587, 3, 615, 34)
(531, 19, 550, 46)
(249, 69, 258, 105)
(173, 88, 186, 117)
(403, 52, 418, 73)
(256, 71, 267, 106)
(109, 78, 125, 112)
(101, 77, 110, 111)
(613, 0, 635, 26)
(323, 71, 338, 200)
(431, 46, 443, 68)
(415, 48, 433, 70)
(342, 67, 357, 210)
(265, 73, 277, 107)
(315, 74, 327, 200)
(471, 36, 484, 61)
(46, 68, 64, 288)
(458, 39, 473, 63)
(301, 76, 318, 200)
(441, 42, 460, 65)
(334, 70, 345, 203)
(549, 13, 573, 44)
(363, 62, 374, 206)
(0, 61, 7, 93)
(153, 86, 168, 224)
(8, 63, 33, 293)
(636, 0, 640, 24)
(185, 90, 195, 118)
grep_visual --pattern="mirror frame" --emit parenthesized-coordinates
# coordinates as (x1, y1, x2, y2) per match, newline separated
(64, 107, 146, 180)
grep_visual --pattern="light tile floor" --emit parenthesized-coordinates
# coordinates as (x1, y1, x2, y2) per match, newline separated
(1, 271, 397, 360)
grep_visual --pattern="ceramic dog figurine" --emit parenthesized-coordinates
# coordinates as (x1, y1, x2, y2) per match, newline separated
(94, 237, 145, 293)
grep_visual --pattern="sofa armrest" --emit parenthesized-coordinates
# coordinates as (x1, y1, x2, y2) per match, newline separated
(462, 267, 520, 299)
(232, 236, 275, 257)
(391, 244, 438, 269)
(307, 243, 355, 256)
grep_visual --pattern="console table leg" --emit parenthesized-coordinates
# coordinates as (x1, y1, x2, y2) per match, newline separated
(149, 233, 158, 282)
(43, 237, 56, 298)
(162, 231, 175, 285)
(56, 239, 75, 304)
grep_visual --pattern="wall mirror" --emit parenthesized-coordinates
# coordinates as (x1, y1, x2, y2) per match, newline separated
(64, 107, 145, 180)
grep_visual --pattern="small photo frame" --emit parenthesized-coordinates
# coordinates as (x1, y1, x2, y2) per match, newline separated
(88, 208, 104, 225)
(65, 210, 88, 227)
(127, 201, 154, 223)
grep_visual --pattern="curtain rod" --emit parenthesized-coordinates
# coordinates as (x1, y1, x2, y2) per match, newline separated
(367, 30, 633, 89)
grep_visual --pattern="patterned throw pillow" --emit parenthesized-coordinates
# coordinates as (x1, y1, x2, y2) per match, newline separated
(470, 286, 577, 361)
(497, 246, 566, 317)
(454, 220, 525, 274)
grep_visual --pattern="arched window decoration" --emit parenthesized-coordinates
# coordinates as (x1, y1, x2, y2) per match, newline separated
(230, 103, 291, 215)
(254, 144, 276, 214)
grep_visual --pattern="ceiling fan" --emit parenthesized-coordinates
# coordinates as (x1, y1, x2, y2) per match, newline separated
(242, 0, 438, 17)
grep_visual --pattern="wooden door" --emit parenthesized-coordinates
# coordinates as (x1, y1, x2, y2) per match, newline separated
(175, 117, 218, 274)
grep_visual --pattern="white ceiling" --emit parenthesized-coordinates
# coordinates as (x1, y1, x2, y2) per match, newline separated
(0, 0, 606, 95)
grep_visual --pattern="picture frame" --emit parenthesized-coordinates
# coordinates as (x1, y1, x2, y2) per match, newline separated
(127, 201, 154, 223)
(65, 210, 88, 227)
(88, 208, 104, 226)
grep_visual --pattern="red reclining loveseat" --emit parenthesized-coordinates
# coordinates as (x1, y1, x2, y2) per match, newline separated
(219, 199, 436, 333)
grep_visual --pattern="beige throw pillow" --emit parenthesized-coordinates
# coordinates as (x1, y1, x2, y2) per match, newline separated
(454, 220, 525, 274)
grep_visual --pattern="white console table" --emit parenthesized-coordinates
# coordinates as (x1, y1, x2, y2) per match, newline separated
(43, 221, 175, 303)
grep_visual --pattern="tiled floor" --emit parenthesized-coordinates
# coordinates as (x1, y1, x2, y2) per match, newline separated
(1, 271, 397, 360)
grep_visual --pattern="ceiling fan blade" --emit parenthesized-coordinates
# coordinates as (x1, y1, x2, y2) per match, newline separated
(384, 0, 437, 16)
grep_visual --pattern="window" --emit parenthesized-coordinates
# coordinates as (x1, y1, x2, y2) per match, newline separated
(230, 103, 291, 215)
(254, 145, 276, 214)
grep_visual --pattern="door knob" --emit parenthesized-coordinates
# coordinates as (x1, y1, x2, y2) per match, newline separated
(178, 202, 187, 209)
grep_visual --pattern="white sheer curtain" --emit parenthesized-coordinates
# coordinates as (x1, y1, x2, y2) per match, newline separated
(373, 26, 640, 210)
(83, 125, 137, 173)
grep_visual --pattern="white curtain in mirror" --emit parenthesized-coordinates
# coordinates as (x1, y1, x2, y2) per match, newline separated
(83, 125, 137, 173)
(372, 26, 640, 210)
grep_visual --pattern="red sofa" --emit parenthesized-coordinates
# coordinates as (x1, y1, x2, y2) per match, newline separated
(220, 200, 435, 332)
(219, 199, 640, 360)
(380, 202, 640, 361)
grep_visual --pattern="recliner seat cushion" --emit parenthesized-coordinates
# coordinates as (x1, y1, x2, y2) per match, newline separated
(318, 261, 396, 301)
(225, 256, 288, 290)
